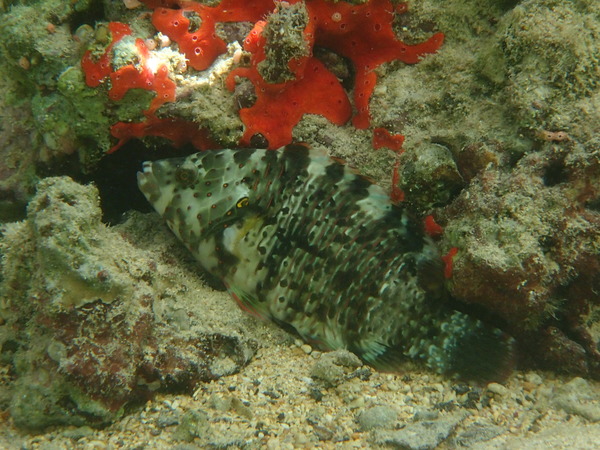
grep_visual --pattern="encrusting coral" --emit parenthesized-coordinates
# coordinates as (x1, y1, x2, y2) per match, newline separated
(441, 145, 600, 376)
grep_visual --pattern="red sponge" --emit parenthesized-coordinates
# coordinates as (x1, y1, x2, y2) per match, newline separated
(228, 57, 352, 149)
(306, 0, 444, 128)
(81, 22, 132, 87)
(149, 0, 276, 70)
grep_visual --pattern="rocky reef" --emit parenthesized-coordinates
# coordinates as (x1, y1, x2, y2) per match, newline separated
(0, 177, 268, 429)
(0, 0, 598, 432)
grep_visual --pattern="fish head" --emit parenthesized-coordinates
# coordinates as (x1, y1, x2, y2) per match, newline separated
(137, 150, 257, 238)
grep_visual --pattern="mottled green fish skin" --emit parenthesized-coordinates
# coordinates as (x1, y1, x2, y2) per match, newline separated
(138, 145, 513, 380)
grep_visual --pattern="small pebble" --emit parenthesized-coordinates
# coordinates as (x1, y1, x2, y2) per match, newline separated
(231, 397, 253, 419)
(414, 408, 440, 421)
(61, 426, 94, 440)
(83, 441, 108, 450)
(310, 350, 363, 387)
(487, 382, 509, 397)
(553, 377, 600, 422)
(357, 405, 398, 430)
(301, 344, 312, 354)
(525, 373, 543, 386)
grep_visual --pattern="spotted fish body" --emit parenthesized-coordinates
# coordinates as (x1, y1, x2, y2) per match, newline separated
(138, 145, 513, 379)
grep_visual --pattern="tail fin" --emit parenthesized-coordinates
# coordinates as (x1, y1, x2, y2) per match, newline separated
(427, 311, 516, 382)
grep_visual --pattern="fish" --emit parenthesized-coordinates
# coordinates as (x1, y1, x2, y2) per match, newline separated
(138, 144, 514, 380)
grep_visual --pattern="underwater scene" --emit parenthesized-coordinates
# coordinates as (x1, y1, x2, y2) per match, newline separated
(0, 0, 598, 448)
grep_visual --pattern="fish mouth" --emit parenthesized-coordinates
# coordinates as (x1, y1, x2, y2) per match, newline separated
(137, 161, 157, 196)
(137, 161, 166, 212)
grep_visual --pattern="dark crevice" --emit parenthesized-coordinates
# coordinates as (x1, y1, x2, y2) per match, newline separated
(68, 0, 105, 33)
(543, 159, 568, 186)
(584, 196, 600, 212)
(38, 140, 199, 225)
(83, 141, 200, 224)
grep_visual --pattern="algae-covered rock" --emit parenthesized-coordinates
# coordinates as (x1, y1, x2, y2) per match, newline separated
(399, 142, 464, 213)
(173, 409, 212, 443)
(310, 349, 364, 387)
(259, 1, 310, 84)
(0, 91, 38, 222)
(441, 145, 600, 376)
(0, 0, 84, 89)
(18, 177, 131, 307)
(497, 0, 600, 143)
(0, 0, 107, 163)
(375, 0, 600, 377)
(0, 177, 262, 430)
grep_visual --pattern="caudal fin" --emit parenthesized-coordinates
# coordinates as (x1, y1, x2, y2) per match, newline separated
(429, 312, 516, 382)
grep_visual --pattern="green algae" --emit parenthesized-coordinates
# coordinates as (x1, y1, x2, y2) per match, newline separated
(0, 0, 92, 88)
(56, 66, 113, 163)
(0, 0, 109, 166)
(10, 372, 122, 429)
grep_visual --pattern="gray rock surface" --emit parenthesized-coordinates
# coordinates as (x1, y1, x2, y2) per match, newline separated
(372, 412, 467, 449)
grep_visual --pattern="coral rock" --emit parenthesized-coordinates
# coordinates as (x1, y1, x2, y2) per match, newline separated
(0, 177, 258, 429)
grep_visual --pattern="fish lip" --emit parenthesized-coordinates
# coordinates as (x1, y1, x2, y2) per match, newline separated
(137, 161, 160, 202)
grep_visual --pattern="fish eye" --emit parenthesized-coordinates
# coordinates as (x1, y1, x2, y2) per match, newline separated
(174, 167, 197, 187)
(236, 197, 249, 208)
